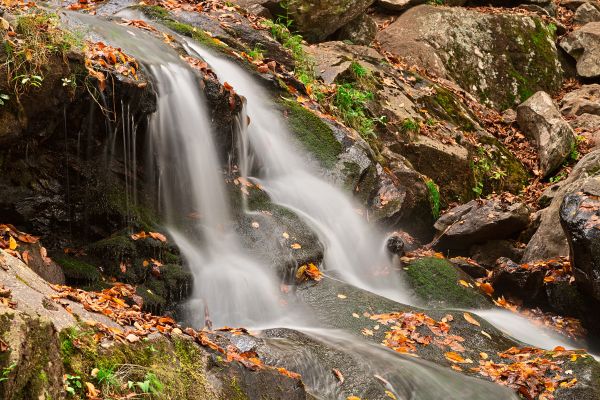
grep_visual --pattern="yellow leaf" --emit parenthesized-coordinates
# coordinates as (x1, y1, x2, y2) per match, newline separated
(8, 236, 17, 250)
(458, 280, 470, 288)
(347, 397, 361, 400)
(385, 391, 397, 399)
(444, 352, 471, 363)
(463, 312, 480, 327)
(480, 330, 492, 339)
(337, 294, 347, 299)
(291, 243, 302, 249)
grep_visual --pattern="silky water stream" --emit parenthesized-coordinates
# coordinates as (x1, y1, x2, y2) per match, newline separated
(74, 12, 592, 398)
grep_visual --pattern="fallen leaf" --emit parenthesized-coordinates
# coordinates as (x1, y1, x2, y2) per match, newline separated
(8, 236, 16, 250)
(463, 312, 480, 327)
(290, 243, 302, 249)
(332, 368, 344, 384)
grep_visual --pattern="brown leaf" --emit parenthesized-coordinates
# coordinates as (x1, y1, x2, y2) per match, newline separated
(463, 312, 481, 327)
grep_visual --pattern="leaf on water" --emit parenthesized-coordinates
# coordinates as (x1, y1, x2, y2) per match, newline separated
(290, 243, 302, 249)
(463, 312, 480, 327)
(332, 368, 344, 384)
(295, 263, 322, 282)
(251, 221, 260, 229)
(337, 294, 347, 299)
(346, 397, 361, 400)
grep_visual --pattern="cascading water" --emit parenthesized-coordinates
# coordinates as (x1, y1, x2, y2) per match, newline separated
(184, 41, 409, 303)
(80, 16, 282, 327)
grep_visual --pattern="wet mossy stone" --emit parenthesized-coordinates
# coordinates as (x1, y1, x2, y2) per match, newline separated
(55, 256, 101, 285)
(282, 99, 343, 170)
(87, 234, 136, 262)
(404, 257, 492, 309)
(136, 284, 167, 315)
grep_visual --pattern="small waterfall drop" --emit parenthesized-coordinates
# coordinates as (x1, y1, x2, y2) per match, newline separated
(185, 42, 409, 303)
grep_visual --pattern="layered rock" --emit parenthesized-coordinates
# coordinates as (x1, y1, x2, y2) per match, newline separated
(433, 198, 529, 251)
(516, 91, 576, 177)
(376, 5, 563, 110)
(560, 22, 600, 79)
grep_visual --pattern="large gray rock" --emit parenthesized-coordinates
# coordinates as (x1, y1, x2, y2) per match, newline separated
(574, 2, 600, 25)
(376, 0, 427, 11)
(560, 178, 600, 302)
(517, 91, 576, 178)
(376, 5, 563, 110)
(560, 84, 600, 117)
(523, 149, 600, 261)
(433, 198, 530, 250)
(560, 22, 600, 79)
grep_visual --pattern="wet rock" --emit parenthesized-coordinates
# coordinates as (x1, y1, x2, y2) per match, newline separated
(386, 232, 406, 256)
(560, 22, 600, 79)
(523, 150, 600, 262)
(449, 256, 489, 279)
(333, 14, 377, 45)
(376, 0, 427, 11)
(574, 2, 600, 24)
(560, 84, 600, 117)
(433, 199, 530, 251)
(376, 5, 563, 110)
(560, 181, 600, 301)
(516, 91, 576, 178)
(469, 240, 525, 268)
(490, 257, 545, 304)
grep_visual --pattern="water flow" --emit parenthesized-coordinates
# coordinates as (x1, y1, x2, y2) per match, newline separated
(185, 42, 408, 303)
(79, 15, 283, 327)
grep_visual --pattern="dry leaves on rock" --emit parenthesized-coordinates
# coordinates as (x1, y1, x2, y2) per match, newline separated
(85, 42, 139, 91)
(296, 263, 322, 282)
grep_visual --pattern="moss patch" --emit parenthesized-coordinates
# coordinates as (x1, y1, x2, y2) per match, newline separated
(282, 99, 342, 169)
(55, 256, 101, 284)
(404, 257, 491, 309)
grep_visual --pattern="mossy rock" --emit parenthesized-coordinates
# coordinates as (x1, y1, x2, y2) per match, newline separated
(136, 284, 167, 315)
(55, 256, 101, 285)
(87, 234, 137, 262)
(282, 99, 343, 170)
(404, 257, 492, 309)
(421, 86, 477, 132)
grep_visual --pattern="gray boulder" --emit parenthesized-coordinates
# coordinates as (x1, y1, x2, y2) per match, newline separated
(333, 14, 378, 45)
(517, 91, 576, 178)
(433, 198, 530, 251)
(574, 2, 600, 24)
(376, 5, 563, 110)
(560, 84, 600, 117)
(560, 22, 600, 79)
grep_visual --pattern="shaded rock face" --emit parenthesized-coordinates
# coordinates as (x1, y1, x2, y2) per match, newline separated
(517, 91, 576, 178)
(560, 22, 600, 79)
(376, 0, 427, 11)
(490, 257, 545, 304)
(376, 5, 563, 110)
(332, 14, 377, 45)
(560, 180, 600, 301)
(262, 0, 376, 42)
(433, 199, 530, 251)
(523, 150, 600, 262)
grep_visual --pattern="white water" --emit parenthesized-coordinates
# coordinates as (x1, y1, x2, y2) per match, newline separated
(184, 42, 409, 304)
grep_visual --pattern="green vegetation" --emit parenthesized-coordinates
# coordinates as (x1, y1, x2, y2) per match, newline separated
(4, 10, 83, 98)
(0, 362, 16, 383)
(247, 45, 264, 62)
(55, 256, 101, 285)
(65, 374, 83, 396)
(426, 179, 441, 219)
(549, 170, 568, 183)
(401, 118, 420, 133)
(470, 147, 508, 197)
(333, 83, 376, 137)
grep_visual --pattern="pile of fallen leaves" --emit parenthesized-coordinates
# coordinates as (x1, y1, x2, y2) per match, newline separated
(0, 284, 16, 309)
(369, 312, 468, 357)
(475, 346, 580, 400)
(85, 42, 139, 91)
(50, 282, 301, 381)
(296, 263, 323, 282)
(0, 223, 46, 266)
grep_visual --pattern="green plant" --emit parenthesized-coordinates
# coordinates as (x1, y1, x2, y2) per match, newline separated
(14, 74, 43, 88)
(65, 374, 83, 396)
(401, 118, 420, 133)
(425, 179, 441, 219)
(333, 83, 376, 137)
(95, 366, 118, 388)
(470, 148, 506, 197)
(0, 362, 17, 383)
(350, 61, 367, 78)
(247, 45, 264, 62)
(128, 372, 164, 394)
(549, 170, 567, 183)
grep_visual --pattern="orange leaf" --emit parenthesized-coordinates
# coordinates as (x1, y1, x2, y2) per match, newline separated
(463, 312, 480, 327)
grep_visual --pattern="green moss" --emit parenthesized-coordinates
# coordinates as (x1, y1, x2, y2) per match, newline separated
(282, 99, 342, 169)
(405, 257, 490, 309)
(425, 179, 440, 219)
(87, 234, 136, 261)
(229, 377, 249, 400)
(55, 256, 100, 284)
(136, 285, 166, 315)
(424, 87, 476, 132)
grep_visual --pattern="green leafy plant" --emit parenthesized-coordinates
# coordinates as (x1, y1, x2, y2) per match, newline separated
(128, 372, 164, 395)
(0, 362, 17, 383)
(65, 374, 83, 396)
(334, 83, 376, 137)
(426, 179, 441, 219)
(401, 118, 420, 133)
(549, 170, 567, 183)
(350, 61, 367, 78)
(247, 45, 264, 62)
(95, 366, 118, 388)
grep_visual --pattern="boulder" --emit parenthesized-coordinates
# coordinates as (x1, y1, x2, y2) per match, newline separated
(449, 256, 489, 279)
(523, 149, 600, 262)
(570, 114, 600, 148)
(560, 179, 600, 301)
(466, 0, 557, 16)
(574, 2, 600, 24)
(433, 199, 530, 251)
(561, 0, 600, 11)
(516, 91, 576, 178)
(376, 0, 427, 11)
(263, 0, 376, 42)
(469, 240, 525, 268)
(490, 257, 546, 304)
(560, 22, 600, 79)
(560, 84, 600, 117)
(333, 14, 377, 45)
(376, 5, 563, 110)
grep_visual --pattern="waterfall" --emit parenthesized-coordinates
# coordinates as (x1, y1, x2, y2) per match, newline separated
(184, 42, 410, 304)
